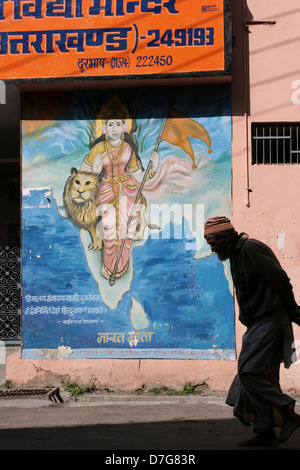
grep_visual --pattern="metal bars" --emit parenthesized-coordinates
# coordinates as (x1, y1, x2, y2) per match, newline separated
(0, 388, 64, 402)
(0, 246, 21, 343)
(252, 122, 300, 164)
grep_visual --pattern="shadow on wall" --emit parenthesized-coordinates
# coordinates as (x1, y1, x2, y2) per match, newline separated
(0, 84, 21, 247)
(231, 0, 253, 117)
(0, 84, 20, 159)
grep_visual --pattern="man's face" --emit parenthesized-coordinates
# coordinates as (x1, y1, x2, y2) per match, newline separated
(205, 235, 232, 261)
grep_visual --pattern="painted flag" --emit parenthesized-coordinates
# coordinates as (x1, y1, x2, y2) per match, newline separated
(161, 108, 212, 169)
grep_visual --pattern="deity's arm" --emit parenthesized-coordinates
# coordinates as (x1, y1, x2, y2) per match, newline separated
(130, 150, 159, 183)
(80, 160, 92, 172)
(80, 143, 103, 174)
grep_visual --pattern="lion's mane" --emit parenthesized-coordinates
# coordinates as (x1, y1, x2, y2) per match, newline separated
(63, 167, 100, 229)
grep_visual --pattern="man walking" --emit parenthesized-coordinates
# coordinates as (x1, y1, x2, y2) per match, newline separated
(204, 216, 300, 446)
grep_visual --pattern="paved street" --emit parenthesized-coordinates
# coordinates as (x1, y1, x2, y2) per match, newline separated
(0, 392, 299, 451)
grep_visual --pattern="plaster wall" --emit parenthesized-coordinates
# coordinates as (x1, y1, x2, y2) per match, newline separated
(232, 0, 300, 391)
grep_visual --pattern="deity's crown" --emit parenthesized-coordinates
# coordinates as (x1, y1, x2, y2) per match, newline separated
(103, 102, 126, 122)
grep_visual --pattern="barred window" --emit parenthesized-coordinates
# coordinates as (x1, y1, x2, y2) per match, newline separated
(252, 123, 300, 164)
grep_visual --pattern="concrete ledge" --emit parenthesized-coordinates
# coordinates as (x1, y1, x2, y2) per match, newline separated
(6, 351, 238, 391)
(6, 350, 300, 392)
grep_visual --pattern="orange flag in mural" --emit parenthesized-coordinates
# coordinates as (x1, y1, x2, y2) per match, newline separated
(162, 108, 212, 169)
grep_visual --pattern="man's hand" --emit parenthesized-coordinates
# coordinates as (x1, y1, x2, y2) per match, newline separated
(290, 306, 300, 326)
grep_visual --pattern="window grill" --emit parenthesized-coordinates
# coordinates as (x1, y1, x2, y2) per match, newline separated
(252, 123, 300, 164)
(0, 246, 21, 343)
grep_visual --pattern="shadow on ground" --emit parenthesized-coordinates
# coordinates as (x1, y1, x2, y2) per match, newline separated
(0, 418, 298, 451)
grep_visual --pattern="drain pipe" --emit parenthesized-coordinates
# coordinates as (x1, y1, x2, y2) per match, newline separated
(243, 1, 251, 207)
(242, 0, 276, 207)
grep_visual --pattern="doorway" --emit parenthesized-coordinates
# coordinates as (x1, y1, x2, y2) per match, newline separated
(0, 84, 21, 344)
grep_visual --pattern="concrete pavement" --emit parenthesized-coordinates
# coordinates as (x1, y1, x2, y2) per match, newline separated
(0, 391, 299, 451)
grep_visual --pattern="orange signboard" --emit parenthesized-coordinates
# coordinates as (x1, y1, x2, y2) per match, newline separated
(0, 0, 231, 81)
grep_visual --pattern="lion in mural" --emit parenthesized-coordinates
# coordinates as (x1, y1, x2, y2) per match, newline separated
(63, 167, 103, 250)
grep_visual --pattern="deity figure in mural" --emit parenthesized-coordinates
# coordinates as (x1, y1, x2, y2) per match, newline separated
(80, 97, 159, 284)
(63, 94, 213, 293)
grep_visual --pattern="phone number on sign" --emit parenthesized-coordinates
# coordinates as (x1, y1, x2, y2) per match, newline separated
(110, 56, 173, 69)
(77, 55, 172, 73)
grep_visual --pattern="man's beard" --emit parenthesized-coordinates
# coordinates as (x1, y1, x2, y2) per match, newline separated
(216, 239, 234, 261)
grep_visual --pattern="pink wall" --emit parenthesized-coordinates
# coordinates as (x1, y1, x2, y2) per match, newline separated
(232, 0, 300, 390)
(7, 0, 300, 391)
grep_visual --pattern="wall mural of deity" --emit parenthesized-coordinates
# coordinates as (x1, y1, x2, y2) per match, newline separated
(21, 85, 235, 360)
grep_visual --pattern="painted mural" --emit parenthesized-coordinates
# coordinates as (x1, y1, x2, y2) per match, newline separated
(21, 85, 235, 360)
